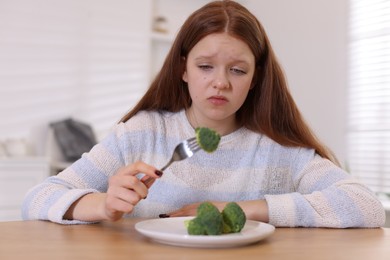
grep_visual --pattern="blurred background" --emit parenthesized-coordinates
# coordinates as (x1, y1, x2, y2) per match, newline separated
(1, 0, 389, 223)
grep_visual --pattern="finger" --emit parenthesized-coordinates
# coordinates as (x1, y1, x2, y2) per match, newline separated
(127, 176, 149, 198)
(109, 174, 139, 189)
(105, 187, 145, 220)
(110, 185, 145, 204)
(140, 175, 159, 188)
(105, 194, 135, 219)
(108, 174, 148, 201)
(118, 161, 163, 180)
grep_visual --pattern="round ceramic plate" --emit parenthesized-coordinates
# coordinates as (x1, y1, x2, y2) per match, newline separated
(135, 217, 275, 248)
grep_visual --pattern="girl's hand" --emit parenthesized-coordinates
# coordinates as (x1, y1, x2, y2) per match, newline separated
(103, 161, 162, 221)
(64, 161, 162, 222)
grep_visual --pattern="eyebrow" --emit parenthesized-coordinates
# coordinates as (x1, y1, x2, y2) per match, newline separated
(194, 55, 251, 64)
(194, 55, 215, 60)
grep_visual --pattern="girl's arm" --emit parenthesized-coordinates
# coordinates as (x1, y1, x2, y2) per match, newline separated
(63, 162, 161, 222)
(22, 120, 161, 224)
(264, 154, 386, 228)
(168, 154, 385, 228)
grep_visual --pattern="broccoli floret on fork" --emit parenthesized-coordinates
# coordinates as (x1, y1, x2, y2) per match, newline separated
(195, 127, 221, 153)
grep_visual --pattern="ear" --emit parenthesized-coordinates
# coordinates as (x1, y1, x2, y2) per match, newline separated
(182, 71, 188, 83)
(181, 56, 188, 83)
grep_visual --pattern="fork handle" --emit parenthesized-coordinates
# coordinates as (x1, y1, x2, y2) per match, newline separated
(160, 160, 172, 172)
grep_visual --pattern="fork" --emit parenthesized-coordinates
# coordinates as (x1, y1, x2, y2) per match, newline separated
(144, 137, 201, 186)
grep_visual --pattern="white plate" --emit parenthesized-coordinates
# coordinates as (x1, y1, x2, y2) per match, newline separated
(135, 217, 275, 248)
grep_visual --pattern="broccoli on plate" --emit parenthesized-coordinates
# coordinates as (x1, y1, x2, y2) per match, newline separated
(186, 202, 223, 235)
(222, 202, 246, 233)
(185, 202, 246, 236)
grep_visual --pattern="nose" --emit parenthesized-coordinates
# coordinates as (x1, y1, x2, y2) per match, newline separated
(213, 70, 229, 90)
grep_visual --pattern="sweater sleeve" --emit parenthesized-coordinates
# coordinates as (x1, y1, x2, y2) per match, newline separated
(21, 124, 127, 224)
(264, 153, 386, 228)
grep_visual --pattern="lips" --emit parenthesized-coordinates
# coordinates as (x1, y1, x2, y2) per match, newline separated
(208, 95, 228, 105)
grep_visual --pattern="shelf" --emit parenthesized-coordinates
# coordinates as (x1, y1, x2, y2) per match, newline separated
(0, 156, 49, 164)
(0, 156, 50, 221)
(151, 32, 174, 43)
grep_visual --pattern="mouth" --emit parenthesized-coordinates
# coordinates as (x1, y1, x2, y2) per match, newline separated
(208, 95, 228, 105)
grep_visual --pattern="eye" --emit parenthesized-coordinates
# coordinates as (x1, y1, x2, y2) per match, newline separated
(198, 64, 213, 71)
(231, 67, 246, 75)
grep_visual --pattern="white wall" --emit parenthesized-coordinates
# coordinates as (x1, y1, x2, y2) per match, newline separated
(246, 0, 348, 164)
(0, 0, 152, 155)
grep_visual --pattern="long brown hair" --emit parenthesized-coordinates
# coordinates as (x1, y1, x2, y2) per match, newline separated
(120, 0, 339, 164)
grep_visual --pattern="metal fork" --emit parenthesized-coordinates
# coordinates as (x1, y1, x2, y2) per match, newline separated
(144, 137, 201, 186)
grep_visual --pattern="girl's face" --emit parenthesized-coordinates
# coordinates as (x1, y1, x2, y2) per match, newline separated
(182, 32, 255, 134)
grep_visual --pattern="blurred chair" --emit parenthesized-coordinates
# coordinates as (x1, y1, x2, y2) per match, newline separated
(46, 118, 96, 175)
(45, 127, 72, 175)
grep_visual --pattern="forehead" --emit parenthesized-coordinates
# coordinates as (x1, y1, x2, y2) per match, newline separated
(188, 33, 254, 62)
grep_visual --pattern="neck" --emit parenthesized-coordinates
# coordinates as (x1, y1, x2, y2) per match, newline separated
(185, 108, 239, 136)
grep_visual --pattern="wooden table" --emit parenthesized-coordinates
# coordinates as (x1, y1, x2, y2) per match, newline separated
(1, 219, 389, 260)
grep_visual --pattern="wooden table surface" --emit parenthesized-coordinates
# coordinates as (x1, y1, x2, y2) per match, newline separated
(1, 218, 389, 260)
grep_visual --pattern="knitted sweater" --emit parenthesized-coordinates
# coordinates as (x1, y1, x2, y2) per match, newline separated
(22, 110, 385, 227)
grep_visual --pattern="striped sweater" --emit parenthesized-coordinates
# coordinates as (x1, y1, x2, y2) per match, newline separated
(22, 110, 385, 227)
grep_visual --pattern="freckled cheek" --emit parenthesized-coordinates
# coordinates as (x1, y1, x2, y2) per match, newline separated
(194, 73, 209, 82)
(188, 75, 211, 91)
